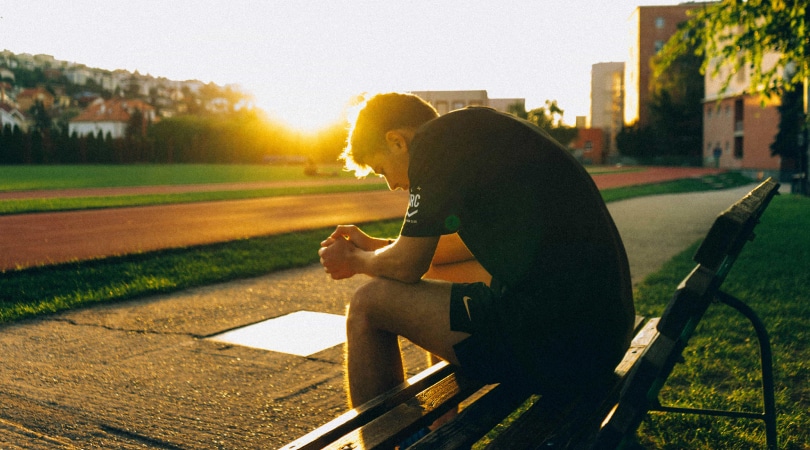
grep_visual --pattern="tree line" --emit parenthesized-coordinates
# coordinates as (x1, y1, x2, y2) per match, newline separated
(2, 98, 581, 166)
(0, 109, 348, 165)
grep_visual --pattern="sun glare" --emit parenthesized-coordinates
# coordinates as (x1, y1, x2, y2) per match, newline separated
(252, 89, 352, 134)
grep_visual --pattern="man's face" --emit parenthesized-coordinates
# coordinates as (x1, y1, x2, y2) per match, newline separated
(366, 143, 410, 191)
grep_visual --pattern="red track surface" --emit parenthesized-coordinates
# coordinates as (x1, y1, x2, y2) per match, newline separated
(0, 166, 722, 271)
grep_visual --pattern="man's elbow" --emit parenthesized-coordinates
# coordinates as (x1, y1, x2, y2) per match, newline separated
(392, 261, 430, 284)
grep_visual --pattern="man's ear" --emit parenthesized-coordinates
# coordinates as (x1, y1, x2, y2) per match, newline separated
(384, 130, 403, 149)
(384, 129, 413, 153)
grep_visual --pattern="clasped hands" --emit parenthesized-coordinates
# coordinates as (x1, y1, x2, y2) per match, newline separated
(319, 225, 375, 280)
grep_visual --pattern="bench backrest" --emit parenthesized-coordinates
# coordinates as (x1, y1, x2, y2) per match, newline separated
(593, 178, 780, 449)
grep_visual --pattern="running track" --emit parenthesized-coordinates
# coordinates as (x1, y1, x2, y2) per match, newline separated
(0, 167, 721, 271)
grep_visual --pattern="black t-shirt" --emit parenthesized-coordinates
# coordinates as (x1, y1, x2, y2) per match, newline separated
(401, 107, 633, 338)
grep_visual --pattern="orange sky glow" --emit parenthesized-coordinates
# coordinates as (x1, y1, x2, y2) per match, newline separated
(2, 0, 683, 131)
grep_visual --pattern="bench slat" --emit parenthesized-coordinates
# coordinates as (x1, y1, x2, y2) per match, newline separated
(323, 371, 484, 449)
(409, 383, 531, 449)
(694, 178, 778, 273)
(279, 362, 466, 450)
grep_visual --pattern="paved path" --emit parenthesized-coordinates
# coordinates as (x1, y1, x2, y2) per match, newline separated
(0, 183, 760, 449)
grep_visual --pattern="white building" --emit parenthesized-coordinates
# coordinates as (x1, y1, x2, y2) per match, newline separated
(68, 98, 156, 138)
(409, 90, 525, 115)
(0, 104, 27, 132)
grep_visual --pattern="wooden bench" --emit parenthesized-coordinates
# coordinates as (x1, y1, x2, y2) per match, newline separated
(280, 178, 780, 450)
(594, 177, 780, 450)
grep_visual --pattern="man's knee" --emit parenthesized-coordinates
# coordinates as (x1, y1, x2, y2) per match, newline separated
(346, 278, 391, 332)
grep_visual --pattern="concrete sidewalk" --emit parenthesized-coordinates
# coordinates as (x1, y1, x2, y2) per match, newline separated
(0, 184, 760, 449)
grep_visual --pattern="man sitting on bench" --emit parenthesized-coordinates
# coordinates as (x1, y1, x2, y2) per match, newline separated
(318, 92, 635, 410)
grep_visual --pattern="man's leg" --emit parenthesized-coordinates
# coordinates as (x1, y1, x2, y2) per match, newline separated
(345, 277, 469, 407)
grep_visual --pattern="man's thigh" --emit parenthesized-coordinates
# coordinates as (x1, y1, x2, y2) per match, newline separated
(353, 278, 469, 365)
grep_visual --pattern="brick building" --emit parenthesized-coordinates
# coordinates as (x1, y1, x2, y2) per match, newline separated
(624, 3, 702, 128)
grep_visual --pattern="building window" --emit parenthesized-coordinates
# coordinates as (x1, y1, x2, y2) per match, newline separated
(452, 101, 465, 111)
(584, 141, 593, 151)
(654, 40, 665, 53)
(734, 99, 744, 133)
(734, 136, 744, 159)
(655, 17, 665, 29)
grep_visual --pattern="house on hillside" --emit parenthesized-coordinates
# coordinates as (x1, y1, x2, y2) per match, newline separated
(68, 98, 156, 139)
(16, 87, 55, 112)
(0, 103, 28, 132)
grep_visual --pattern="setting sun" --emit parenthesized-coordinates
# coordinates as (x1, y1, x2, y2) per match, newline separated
(252, 86, 352, 134)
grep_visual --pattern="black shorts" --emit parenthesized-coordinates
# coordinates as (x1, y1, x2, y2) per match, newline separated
(448, 282, 620, 394)
(449, 282, 526, 386)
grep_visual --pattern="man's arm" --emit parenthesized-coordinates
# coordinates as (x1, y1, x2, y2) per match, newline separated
(319, 225, 439, 283)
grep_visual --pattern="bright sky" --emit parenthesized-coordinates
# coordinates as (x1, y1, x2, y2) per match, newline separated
(1, 0, 680, 130)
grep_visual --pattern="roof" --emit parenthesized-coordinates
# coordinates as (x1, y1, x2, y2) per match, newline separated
(70, 98, 154, 123)
(17, 87, 53, 99)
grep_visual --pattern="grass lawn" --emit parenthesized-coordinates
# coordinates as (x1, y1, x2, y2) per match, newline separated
(630, 194, 810, 449)
(0, 164, 356, 191)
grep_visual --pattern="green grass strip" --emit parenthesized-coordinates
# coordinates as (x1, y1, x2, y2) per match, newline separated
(0, 220, 402, 323)
(600, 171, 754, 203)
(0, 164, 356, 191)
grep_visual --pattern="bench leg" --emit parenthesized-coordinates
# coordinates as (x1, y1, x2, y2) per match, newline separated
(650, 291, 777, 450)
(715, 290, 778, 450)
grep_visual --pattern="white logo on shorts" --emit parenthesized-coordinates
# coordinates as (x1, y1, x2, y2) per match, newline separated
(462, 296, 473, 321)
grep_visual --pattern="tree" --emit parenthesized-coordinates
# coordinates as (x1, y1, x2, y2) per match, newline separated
(126, 108, 146, 139)
(647, 29, 706, 161)
(658, 0, 808, 97)
(658, 0, 809, 191)
(771, 84, 806, 168)
(524, 100, 579, 146)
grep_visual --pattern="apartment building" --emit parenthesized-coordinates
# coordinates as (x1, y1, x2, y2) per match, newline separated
(590, 62, 625, 161)
(703, 52, 783, 175)
(409, 90, 524, 115)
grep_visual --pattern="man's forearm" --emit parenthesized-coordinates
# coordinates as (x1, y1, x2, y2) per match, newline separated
(361, 236, 438, 283)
